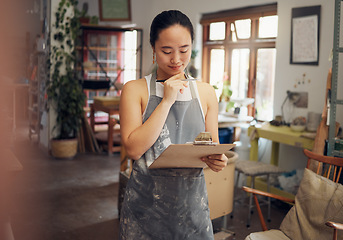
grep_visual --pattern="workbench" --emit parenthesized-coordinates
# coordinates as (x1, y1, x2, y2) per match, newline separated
(248, 123, 314, 165)
(247, 123, 315, 199)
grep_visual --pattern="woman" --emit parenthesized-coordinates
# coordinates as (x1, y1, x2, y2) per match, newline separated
(119, 10, 228, 239)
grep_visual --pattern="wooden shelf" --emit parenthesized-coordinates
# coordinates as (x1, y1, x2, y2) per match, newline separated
(28, 52, 46, 143)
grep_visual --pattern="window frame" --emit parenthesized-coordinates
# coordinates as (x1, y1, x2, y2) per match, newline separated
(201, 3, 277, 117)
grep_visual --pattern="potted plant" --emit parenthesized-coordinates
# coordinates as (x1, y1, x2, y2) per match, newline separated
(219, 80, 232, 102)
(47, 0, 86, 158)
(188, 49, 198, 77)
(218, 74, 233, 113)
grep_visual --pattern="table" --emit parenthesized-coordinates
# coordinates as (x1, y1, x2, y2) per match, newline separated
(218, 114, 253, 128)
(248, 123, 314, 166)
(90, 101, 120, 155)
(218, 114, 254, 143)
(247, 123, 315, 199)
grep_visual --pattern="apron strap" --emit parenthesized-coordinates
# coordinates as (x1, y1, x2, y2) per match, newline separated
(185, 72, 197, 100)
(189, 81, 197, 99)
(150, 71, 157, 96)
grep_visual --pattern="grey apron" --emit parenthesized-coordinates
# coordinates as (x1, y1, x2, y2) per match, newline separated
(120, 72, 214, 240)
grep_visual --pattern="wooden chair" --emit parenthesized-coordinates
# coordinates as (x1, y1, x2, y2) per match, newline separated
(243, 149, 343, 240)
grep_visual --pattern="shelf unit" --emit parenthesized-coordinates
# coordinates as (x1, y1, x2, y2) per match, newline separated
(78, 24, 143, 108)
(328, 0, 343, 157)
(28, 52, 46, 142)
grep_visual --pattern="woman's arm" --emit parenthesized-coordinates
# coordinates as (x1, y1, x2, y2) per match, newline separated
(198, 82, 228, 172)
(120, 79, 170, 160)
(120, 73, 187, 160)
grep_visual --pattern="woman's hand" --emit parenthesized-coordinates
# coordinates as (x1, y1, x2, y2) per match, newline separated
(201, 154, 228, 172)
(162, 73, 188, 106)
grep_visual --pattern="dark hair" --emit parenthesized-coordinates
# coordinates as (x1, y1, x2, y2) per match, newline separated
(150, 10, 194, 48)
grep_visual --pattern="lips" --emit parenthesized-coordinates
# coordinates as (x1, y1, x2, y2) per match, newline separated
(169, 65, 182, 71)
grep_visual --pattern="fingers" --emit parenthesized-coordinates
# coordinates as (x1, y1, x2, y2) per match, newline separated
(201, 154, 228, 172)
(164, 81, 185, 96)
(162, 73, 190, 105)
(164, 73, 189, 90)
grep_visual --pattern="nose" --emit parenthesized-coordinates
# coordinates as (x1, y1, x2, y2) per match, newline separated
(171, 52, 180, 64)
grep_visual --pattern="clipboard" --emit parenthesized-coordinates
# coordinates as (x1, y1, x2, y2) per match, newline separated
(148, 143, 235, 169)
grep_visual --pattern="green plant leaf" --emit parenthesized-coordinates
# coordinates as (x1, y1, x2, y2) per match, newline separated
(48, 0, 86, 139)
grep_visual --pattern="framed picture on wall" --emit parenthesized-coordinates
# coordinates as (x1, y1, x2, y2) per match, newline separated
(99, 0, 131, 21)
(290, 5, 321, 65)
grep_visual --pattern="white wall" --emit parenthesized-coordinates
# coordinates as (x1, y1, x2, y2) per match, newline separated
(76, 0, 340, 170)
(272, 0, 335, 169)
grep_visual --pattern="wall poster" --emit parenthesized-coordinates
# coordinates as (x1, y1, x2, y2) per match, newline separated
(290, 5, 321, 65)
(99, 0, 131, 21)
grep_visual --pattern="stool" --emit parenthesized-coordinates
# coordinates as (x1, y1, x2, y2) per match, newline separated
(233, 160, 284, 227)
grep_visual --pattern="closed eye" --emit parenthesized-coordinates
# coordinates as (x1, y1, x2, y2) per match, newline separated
(180, 46, 189, 53)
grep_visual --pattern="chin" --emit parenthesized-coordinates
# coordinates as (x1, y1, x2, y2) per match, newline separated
(162, 70, 182, 77)
(159, 65, 185, 77)
(170, 67, 185, 75)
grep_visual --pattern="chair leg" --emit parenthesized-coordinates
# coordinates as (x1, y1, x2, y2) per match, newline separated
(247, 176, 255, 228)
(267, 174, 271, 222)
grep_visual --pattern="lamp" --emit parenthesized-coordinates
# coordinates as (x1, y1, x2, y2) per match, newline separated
(281, 90, 301, 125)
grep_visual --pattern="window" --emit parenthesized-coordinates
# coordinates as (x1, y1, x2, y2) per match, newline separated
(201, 3, 278, 121)
(82, 30, 125, 106)
(209, 22, 226, 40)
(79, 26, 142, 107)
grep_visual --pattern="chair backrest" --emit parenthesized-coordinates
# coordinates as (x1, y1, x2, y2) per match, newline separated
(304, 149, 343, 183)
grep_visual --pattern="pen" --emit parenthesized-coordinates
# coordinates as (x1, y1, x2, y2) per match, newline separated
(156, 79, 198, 82)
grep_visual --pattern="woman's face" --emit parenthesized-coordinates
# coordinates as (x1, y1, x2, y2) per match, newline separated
(154, 24, 192, 79)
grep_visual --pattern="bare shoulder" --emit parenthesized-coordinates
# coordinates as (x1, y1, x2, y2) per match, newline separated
(122, 78, 148, 98)
(195, 81, 218, 117)
(121, 78, 149, 113)
(122, 78, 147, 92)
(196, 81, 216, 98)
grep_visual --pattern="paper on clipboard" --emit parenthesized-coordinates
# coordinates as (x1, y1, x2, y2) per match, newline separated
(148, 143, 235, 169)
